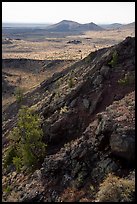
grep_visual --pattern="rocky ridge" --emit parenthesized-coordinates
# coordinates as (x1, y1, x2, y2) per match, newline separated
(2, 37, 135, 202)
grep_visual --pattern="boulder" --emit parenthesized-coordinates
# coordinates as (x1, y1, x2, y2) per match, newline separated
(100, 65, 110, 79)
(89, 91, 103, 114)
(83, 98, 90, 109)
(110, 127, 135, 162)
(93, 75, 103, 87)
(70, 98, 77, 108)
(95, 114, 114, 136)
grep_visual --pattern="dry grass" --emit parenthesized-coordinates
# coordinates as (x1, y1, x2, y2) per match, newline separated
(2, 59, 74, 109)
(60, 186, 86, 202)
(2, 70, 47, 109)
(95, 173, 135, 202)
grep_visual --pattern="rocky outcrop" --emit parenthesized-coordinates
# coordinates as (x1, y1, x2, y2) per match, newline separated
(10, 91, 134, 202)
(110, 127, 135, 162)
(2, 38, 13, 44)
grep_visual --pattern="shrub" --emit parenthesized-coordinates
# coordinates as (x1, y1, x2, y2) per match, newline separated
(108, 51, 118, 67)
(14, 87, 24, 104)
(12, 156, 22, 172)
(68, 78, 75, 88)
(118, 73, 135, 85)
(4, 146, 17, 168)
(96, 173, 135, 202)
(4, 106, 46, 172)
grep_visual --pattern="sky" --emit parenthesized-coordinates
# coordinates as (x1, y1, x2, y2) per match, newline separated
(2, 2, 135, 24)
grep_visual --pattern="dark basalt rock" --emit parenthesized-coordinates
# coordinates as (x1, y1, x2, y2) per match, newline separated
(110, 127, 135, 162)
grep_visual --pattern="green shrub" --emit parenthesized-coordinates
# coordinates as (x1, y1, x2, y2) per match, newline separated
(96, 173, 135, 202)
(118, 73, 135, 85)
(12, 156, 22, 172)
(4, 106, 46, 172)
(4, 146, 17, 168)
(108, 51, 118, 67)
(118, 78, 129, 85)
(14, 87, 24, 104)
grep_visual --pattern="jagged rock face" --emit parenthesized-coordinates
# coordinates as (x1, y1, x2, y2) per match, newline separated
(33, 91, 134, 201)
(2, 37, 135, 202)
(110, 128, 135, 162)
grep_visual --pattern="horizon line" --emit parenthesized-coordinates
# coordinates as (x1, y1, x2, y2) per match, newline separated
(2, 20, 134, 25)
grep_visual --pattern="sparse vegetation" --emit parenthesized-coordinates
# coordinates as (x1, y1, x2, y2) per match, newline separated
(60, 105, 68, 114)
(60, 186, 85, 202)
(4, 146, 17, 168)
(14, 87, 24, 104)
(76, 172, 84, 187)
(12, 156, 22, 172)
(118, 73, 135, 85)
(96, 173, 135, 202)
(68, 77, 75, 88)
(54, 90, 61, 99)
(89, 185, 95, 193)
(4, 186, 11, 193)
(4, 106, 46, 172)
(108, 50, 118, 67)
(45, 90, 50, 95)
(55, 80, 61, 88)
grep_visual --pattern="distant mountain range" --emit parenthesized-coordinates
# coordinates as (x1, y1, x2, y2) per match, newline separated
(44, 20, 105, 32)
(99, 23, 123, 29)
(119, 22, 135, 30)
(2, 20, 135, 33)
(99, 22, 135, 30)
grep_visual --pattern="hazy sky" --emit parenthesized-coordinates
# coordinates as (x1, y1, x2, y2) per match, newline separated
(2, 2, 135, 24)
